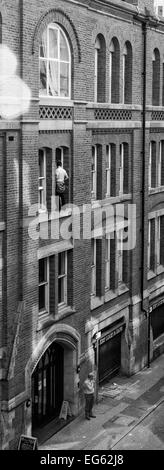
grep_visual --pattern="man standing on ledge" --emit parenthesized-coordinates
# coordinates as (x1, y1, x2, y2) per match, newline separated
(83, 372, 96, 420)
(55, 160, 69, 210)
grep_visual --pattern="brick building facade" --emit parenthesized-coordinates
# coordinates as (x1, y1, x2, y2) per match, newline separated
(0, 0, 164, 449)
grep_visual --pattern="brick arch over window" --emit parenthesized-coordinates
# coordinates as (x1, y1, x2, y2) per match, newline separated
(152, 48, 160, 106)
(32, 9, 81, 63)
(123, 41, 132, 104)
(110, 37, 120, 104)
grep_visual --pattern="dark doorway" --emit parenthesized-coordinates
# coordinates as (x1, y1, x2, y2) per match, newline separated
(99, 333, 121, 383)
(32, 342, 64, 429)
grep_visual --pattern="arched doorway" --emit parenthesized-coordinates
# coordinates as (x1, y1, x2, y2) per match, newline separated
(32, 342, 64, 429)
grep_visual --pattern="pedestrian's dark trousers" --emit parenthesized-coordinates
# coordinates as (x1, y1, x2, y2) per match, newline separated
(85, 393, 94, 417)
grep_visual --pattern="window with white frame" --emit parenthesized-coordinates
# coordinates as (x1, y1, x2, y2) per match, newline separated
(119, 143, 129, 194)
(58, 251, 67, 305)
(118, 229, 123, 284)
(158, 215, 164, 267)
(38, 149, 46, 210)
(39, 23, 71, 98)
(106, 145, 111, 197)
(149, 141, 164, 189)
(91, 146, 97, 198)
(109, 38, 120, 104)
(148, 218, 155, 272)
(91, 238, 96, 295)
(56, 147, 64, 167)
(105, 236, 110, 290)
(123, 42, 132, 104)
(94, 37, 100, 102)
(39, 258, 49, 313)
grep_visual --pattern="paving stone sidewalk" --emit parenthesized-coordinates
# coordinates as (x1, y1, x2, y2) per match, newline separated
(39, 354, 164, 450)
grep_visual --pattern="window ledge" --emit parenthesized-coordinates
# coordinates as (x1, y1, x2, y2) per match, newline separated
(91, 194, 132, 209)
(56, 305, 76, 320)
(90, 295, 104, 310)
(117, 284, 129, 296)
(105, 290, 117, 303)
(148, 270, 156, 280)
(37, 307, 76, 331)
(39, 97, 74, 107)
(0, 222, 5, 232)
(149, 187, 164, 195)
(157, 265, 164, 276)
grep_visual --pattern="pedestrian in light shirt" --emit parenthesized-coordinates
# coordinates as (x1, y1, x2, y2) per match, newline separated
(55, 160, 69, 210)
(83, 372, 96, 420)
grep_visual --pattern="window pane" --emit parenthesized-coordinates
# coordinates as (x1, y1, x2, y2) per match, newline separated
(49, 61, 58, 96)
(91, 239, 95, 266)
(40, 29, 47, 58)
(39, 259, 47, 283)
(58, 278, 64, 303)
(39, 285, 45, 310)
(49, 27, 58, 59)
(40, 60, 47, 95)
(92, 148, 95, 171)
(60, 62, 69, 97)
(58, 252, 65, 276)
(39, 150, 44, 178)
(106, 146, 110, 168)
(60, 31, 69, 61)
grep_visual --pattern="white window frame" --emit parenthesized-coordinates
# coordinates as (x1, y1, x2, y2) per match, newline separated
(94, 38, 100, 103)
(58, 251, 67, 306)
(105, 236, 110, 290)
(148, 220, 151, 271)
(157, 217, 160, 266)
(38, 149, 46, 211)
(109, 41, 115, 104)
(119, 144, 124, 195)
(39, 257, 49, 315)
(123, 45, 127, 104)
(148, 142, 152, 189)
(106, 145, 111, 197)
(91, 146, 97, 199)
(91, 239, 96, 296)
(118, 229, 123, 284)
(39, 23, 71, 99)
(56, 147, 64, 167)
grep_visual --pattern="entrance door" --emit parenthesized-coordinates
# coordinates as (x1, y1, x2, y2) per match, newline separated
(32, 342, 64, 428)
(99, 333, 121, 383)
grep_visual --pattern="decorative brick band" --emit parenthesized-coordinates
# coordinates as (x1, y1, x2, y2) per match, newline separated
(151, 111, 164, 121)
(39, 106, 73, 120)
(94, 109, 132, 120)
(32, 8, 81, 63)
(92, 129, 133, 135)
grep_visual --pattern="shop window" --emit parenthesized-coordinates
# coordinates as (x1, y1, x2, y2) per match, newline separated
(39, 23, 71, 98)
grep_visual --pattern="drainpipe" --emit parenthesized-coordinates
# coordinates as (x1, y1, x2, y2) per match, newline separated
(141, 21, 150, 367)
(19, 0, 23, 301)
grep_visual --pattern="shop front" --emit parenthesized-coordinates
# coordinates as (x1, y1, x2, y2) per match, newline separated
(94, 319, 125, 384)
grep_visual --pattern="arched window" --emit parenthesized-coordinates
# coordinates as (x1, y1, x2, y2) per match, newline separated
(94, 34, 106, 103)
(109, 38, 120, 103)
(0, 13, 2, 44)
(152, 49, 160, 106)
(39, 23, 71, 98)
(123, 42, 132, 104)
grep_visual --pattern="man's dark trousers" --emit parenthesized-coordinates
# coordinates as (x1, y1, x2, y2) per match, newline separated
(85, 393, 94, 418)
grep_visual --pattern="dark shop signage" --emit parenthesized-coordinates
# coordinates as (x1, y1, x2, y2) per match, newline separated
(99, 325, 124, 346)
(149, 298, 164, 312)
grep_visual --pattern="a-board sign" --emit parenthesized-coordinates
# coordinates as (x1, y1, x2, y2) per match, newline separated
(18, 435, 38, 450)
(59, 400, 72, 421)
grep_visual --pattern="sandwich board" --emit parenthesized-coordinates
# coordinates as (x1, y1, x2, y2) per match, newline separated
(59, 400, 72, 421)
(18, 435, 38, 450)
